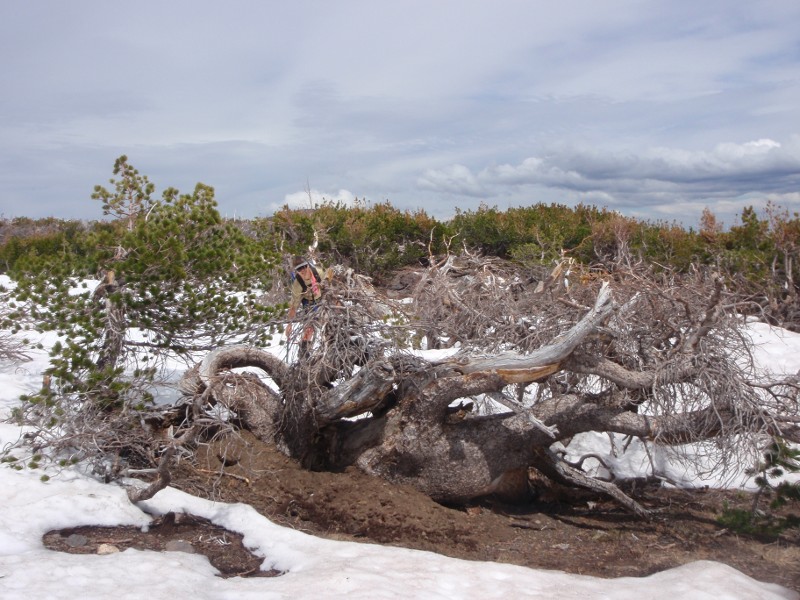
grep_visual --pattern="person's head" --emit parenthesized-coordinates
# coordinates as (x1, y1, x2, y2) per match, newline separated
(293, 256, 310, 275)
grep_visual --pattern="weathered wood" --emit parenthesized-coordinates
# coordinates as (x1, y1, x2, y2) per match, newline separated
(179, 262, 782, 517)
(185, 282, 626, 506)
(440, 282, 613, 383)
(567, 354, 695, 389)
(197, 344, 289, 389)
(314, 359, 396, 424)
(178, 344, 289, 398)
(533, 446, 651, 518)
(211, 372, 282, 444)
(127, 446, 174, 503)
(486, 392, 558, 439)
(94, 270, 126, 371)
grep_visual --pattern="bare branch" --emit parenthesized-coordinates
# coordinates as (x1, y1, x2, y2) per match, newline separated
(126, 446, 174, 503)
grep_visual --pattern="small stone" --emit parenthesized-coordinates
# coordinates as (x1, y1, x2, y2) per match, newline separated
(552, 543, 571, 550)
(97, 544, 120, 555)
(65, 534, 88, 548)
(164, 540, 195, 553)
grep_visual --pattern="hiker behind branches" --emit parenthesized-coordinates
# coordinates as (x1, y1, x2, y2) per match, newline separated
(285, 255, 324, 359)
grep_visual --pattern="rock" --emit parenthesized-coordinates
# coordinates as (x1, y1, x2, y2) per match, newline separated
(164, 539, 195, 553)
(97, 544, 120, 555)
(65, 534, 88, 548)
(552, 543, 571, 550)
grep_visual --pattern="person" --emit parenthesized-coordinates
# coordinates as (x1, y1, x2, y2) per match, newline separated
(285, 256, 324, 358)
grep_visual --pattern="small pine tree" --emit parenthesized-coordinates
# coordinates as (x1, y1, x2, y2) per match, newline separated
(719, 437, 800, 536)
(751, 438, 800, 516)
(7, 157, 282, 478)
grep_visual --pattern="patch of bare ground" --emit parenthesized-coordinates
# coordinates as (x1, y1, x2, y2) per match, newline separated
(43, 432, 800, 591)
(42, 511, 281, 578)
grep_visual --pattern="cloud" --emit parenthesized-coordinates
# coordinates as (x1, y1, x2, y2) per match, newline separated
(633, 139, 800, 182)
(417, 165, 486, 197)
(0, 1, 799, 227)
(418, 137, 800, 208)
(272, 188, 358, 214)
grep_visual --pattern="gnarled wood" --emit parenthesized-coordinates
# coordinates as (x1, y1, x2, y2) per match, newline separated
(177, 258, 797, 517)
(441, 281, 613, 381)
(198, 344, 289, 389)
(532, 446, 650, 518)
(314, 359, 396, 424)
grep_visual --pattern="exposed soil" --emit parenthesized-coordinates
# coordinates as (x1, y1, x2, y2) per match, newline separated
(44, 431, 800, 591)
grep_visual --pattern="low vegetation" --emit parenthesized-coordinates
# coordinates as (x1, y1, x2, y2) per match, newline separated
(1, 156, 798, 539)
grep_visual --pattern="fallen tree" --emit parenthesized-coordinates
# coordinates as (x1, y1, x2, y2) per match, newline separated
(9, 159, 796, 516)
(174, 257, 800, 517)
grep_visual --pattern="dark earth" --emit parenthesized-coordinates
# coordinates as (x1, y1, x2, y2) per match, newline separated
(44, 431, 800, 592)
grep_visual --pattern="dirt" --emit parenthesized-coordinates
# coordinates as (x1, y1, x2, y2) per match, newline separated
(42, 431, 800, 591)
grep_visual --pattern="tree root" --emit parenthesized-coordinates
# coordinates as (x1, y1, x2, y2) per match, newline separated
(534, 447, 651, 518)
(126, 446, 174, 503)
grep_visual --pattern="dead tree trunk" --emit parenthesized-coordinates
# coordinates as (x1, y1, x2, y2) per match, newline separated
(183, 282, 650, 512)
(179, 259, 799, 517)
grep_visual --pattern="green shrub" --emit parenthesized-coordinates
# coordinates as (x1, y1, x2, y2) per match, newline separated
(270, 199, 445, 277)
(717, 438, 800, 537)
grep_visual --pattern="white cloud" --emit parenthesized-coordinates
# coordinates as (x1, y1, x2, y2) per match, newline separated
(417, 137, 800, 224)
(0, 1, 798, 225)
(638, 138, 798, 180)
(417, 164, 485, 196)
(274, 188, 358, 213)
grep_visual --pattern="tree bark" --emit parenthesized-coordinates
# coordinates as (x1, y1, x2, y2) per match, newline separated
(179, 261, 794, 516)
(94, 270, 125, 371)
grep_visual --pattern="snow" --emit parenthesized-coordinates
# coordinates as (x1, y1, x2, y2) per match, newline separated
(1, 463, 796, 600)
(0, 288, 798, 599)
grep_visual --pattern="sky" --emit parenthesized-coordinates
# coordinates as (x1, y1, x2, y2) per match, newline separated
(1, 2, 800, 226)
(0, 272, 799, 597)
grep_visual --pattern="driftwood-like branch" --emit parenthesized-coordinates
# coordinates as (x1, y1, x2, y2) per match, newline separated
(171, 258, 795, 516)
(534, 446, 650, 518)
(440, 281, 613, 384)
(211, 372, 282, 443)
(198, 344, 289, 389)
(314, 359, 396, 424)
(682, 275, 724, 353)
(180, 344, 289, 395)
(126, 446, 174, 503)
(486, 392, 558, 439)
(566, 355, 695, 389)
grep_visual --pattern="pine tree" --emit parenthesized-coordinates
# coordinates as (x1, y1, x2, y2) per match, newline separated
(8, 157, 281, 476)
